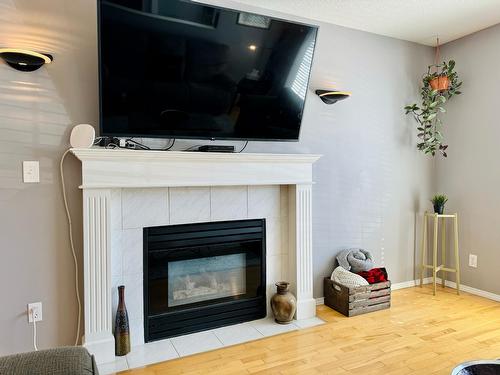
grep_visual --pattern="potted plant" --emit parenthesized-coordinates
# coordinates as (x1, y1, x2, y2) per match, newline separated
(404, 60, 462, 157)
(431, 194, 448, 214)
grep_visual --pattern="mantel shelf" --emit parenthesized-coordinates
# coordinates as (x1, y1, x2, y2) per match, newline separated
(71, 148, 321, 163)
(71, 147, 322, 189)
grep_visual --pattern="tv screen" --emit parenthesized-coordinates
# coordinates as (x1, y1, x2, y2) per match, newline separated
(98, 0, 318, 141)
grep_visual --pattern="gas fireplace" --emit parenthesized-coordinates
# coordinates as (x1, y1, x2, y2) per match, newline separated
(143, 219, 266, 341)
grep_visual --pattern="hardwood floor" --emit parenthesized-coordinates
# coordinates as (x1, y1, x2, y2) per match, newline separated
(119, 286, 500, 375)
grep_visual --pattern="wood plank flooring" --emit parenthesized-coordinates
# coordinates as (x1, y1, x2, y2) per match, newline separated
(119, 286, 500, 375)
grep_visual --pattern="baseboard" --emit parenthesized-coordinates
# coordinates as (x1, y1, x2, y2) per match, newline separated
(317, 278, 500, 304)
(391, 278, 432, 290)
(441, 279, 500, 302)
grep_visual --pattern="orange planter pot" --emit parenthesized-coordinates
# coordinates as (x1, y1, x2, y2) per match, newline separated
(429, 75, 450, 91)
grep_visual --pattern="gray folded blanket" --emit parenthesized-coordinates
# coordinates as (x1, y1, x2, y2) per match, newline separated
(336, 248, 374, 273)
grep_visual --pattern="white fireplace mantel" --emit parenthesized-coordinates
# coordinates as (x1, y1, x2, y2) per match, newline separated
(72, 148, 321, 189)
(71, 148, 321, 364)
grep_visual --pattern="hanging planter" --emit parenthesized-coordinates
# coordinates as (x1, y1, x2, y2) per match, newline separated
(404, 38, 462, 157)
(429, 74, 450, 92)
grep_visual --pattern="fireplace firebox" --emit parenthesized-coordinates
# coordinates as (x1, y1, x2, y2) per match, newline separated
(143, 219, 266, 342)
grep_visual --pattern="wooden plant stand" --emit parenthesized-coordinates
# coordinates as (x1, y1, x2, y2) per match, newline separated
(420, 212, 461, 296)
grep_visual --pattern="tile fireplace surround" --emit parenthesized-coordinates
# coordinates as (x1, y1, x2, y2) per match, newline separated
(71, 148, 321, 366)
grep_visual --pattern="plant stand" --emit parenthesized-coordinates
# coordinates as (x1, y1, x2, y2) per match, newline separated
(420, 212, 461, 296)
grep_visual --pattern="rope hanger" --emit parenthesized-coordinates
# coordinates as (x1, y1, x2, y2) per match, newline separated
(434, 37, 441, 71)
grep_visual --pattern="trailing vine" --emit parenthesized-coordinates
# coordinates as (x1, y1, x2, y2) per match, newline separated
(405, 60, 462, 157)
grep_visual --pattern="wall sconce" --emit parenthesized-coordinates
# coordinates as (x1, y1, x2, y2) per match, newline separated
(0, 48, 53, 72)
(315, 90, 351, 105)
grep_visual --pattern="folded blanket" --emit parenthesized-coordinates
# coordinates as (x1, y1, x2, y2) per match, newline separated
(331, 266, 369, 288)
(357, 267, 388, 284)
(336, 248, 374, 273)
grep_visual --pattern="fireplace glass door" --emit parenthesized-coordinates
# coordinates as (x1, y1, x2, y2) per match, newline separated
(144, 219, 266, 341)
(168, 253, 247, 307)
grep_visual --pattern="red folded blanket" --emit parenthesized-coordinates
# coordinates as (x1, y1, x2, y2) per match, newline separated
(357, 267, 388, 284)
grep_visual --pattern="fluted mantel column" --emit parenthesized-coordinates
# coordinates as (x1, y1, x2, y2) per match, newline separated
(289, 184, 316, 319)
(81, 189, 114, 364)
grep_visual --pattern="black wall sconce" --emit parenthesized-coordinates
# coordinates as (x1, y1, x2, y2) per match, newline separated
(0, 48, 53, 72)
(316, 90, 351, 105)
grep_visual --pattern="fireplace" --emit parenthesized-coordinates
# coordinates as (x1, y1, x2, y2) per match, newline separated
(143, 219, 267, 341)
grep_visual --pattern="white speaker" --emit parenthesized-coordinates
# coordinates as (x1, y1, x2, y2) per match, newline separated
(70, 124, 95, 148)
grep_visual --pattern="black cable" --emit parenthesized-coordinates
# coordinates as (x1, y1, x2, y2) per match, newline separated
(163, 138, 175, 151)
(239, 140, 249, 153)
(125, 138, 175, 151)
(125, 138, 150, 150)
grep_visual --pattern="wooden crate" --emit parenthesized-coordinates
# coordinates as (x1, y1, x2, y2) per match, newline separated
(323, 277, 391, 317)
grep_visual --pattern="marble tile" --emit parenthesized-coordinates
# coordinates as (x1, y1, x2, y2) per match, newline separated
(213, 322, 263, 346)
(122, 188, 169, 229)
(250, 317, 298, 337)
(170, 330, 223, 357)
(123, 273, 143, 324)
(265, 218, 282, 255)
(248, 185, 281, 219)
(98, 356, 128, 375)
(126, 339, 178, 369)
(110, 189, 123, 230)
(267, 254, 283, 284)
(210, 186, 248, 221)
(293, 317, 325, 329)
(129, 318, 145, 347)
(122, 228, 143, 276)
(169, 187, 210, 224)
(281, 254, 290, 283)
(280, 216, 289, 256)
(110, 229, 123, 278)
(280, 185, 289, 218)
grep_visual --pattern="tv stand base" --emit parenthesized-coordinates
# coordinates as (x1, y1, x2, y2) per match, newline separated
(197, 145, 235, 153)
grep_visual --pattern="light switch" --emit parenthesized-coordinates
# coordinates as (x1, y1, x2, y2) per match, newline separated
(23, 161, 40, 183)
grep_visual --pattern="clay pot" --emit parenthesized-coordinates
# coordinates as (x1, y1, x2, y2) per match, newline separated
(270, 282, 297, 324)
(429, 75, 450, 92)
(115, 285, 131, 356)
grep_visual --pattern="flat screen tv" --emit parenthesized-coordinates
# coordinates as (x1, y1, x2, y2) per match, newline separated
(98, 0, 318, 141)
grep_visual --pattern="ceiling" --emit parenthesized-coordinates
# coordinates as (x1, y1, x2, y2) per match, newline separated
(198, 0, 500, 46)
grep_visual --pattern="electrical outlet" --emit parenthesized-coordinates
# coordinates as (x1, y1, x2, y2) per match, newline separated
(23, 161, 40, 183)
(27, 302, 43, 323)
(469, 254, 478, 268)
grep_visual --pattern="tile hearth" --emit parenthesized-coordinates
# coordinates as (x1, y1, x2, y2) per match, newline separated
(98, 316, 324, 374)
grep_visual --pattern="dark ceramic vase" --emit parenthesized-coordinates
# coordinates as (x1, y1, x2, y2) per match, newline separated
(114, 285, 131, 356)
(434, 204, 445, 214)
(270, 282, 297, 324)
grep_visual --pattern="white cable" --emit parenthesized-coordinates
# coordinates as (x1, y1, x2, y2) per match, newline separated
(60, 149, 82, 346)
(31, 309, 38, 351)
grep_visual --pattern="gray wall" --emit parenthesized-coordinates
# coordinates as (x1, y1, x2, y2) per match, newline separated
(0, 0, 434, 354)
(0, 0, 98, 355)
(436, 24, 500, 295)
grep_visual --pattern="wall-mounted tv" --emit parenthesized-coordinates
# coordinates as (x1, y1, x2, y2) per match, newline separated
(98, 0, 318, 141)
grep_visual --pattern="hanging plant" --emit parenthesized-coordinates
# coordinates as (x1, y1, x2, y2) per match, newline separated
(404, 39, 462, 157)
(405, 60, 462, 157)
